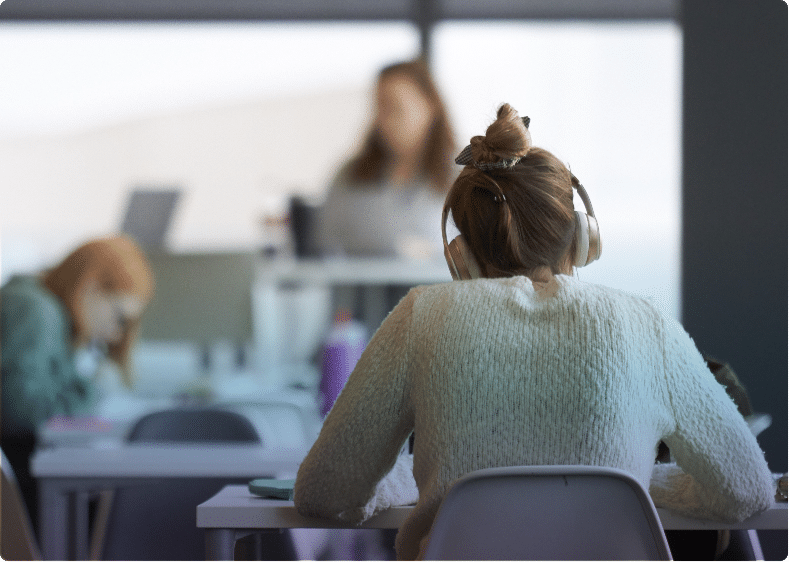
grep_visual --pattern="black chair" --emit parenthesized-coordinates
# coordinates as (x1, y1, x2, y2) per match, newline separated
(93, 407, 295, 560)
(127, 407, 260, 443)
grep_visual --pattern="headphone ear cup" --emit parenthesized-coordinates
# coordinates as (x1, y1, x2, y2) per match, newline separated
(444, 241, 461, 281)
(574, 212, 602, 267)
(586, 214, 601, 264)
(447, 235, 483, 280)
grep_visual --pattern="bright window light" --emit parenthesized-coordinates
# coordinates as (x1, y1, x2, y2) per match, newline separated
(0, 20, 681, 323)
(0, 22, 419, 274)
(433, 22, 682, 319)
(0, 22, 420, 139)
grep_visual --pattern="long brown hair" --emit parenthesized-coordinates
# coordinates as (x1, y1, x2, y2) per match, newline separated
(447, 104, 578, 278)
(346, 58, 456, 194)
(43, 235, 154, 387)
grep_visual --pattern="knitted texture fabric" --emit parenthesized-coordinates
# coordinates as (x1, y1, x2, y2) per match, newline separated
(294, 275, 775, 560)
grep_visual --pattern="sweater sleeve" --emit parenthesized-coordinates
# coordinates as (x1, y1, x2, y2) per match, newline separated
(648, 317, 775, 522)
(294, 289, 419, 523)
(1, 286, 96, 434)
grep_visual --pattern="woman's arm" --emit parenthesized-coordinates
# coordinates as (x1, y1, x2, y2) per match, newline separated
(294, 289, 420, 522)
(1, 289, 95, 433)
(649, 317, 775, 522)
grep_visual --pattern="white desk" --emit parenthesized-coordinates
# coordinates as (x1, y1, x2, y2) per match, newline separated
(255, 256, 451, 286)
(32, 443, 308, 560)
(197, 485, 789, 560)
(37, 389, 322, 446)
(252, 257, 451, 386)
(32, 394, 321, 559)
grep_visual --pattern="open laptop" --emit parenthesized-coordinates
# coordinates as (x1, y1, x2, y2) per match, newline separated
(120, 188, 181, 249)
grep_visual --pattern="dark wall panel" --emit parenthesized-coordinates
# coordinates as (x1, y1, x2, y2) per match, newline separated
(681, 0, 787, 470)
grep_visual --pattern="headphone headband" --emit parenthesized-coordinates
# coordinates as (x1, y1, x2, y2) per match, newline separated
(574, 182, 596, 219)
(441, 178, 601, 280)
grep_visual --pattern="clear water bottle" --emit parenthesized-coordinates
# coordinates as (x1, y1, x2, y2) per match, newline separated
(319, 308, 367, 417)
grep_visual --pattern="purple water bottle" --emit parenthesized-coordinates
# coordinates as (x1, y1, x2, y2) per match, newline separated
(319, 308, 367, 417)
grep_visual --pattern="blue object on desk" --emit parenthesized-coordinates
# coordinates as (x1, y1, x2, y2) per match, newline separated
(249, 478, 295, 500)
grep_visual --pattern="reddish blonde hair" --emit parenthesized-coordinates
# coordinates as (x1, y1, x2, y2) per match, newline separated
(447, 104, 578, 278)
(43, 235, 154, 387)
(347, 58, 456, 193)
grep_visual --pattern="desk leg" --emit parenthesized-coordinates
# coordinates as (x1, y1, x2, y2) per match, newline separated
(68, 490, 91, 560)
(747, 529, 764, 560)
(39, 481, 68, 560)
(205, 528, 238, 560)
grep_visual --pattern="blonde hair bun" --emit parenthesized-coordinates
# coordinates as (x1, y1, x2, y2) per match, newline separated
(470, 103, 532, 165)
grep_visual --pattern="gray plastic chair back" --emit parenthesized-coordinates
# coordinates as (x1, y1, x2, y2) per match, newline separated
(422, 465, 672, 561)
(1, 448, 41, 561)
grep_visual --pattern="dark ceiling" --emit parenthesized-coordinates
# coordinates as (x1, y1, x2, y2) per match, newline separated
(0, 0, 678, 22)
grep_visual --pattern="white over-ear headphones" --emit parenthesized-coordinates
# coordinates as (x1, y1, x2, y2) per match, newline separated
(571, 182, 602, 268)
(441, 182, 601, 281)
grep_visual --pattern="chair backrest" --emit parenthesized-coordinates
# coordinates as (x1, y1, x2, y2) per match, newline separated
(95, 407, 273, 561)
(422, 465, 672, 561)
(127, 407, 261, 443)
(1, 449, 41, 561)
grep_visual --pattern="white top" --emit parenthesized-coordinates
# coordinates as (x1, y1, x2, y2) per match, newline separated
(294, 275, 776, 560)
(318, 167, 446, 259)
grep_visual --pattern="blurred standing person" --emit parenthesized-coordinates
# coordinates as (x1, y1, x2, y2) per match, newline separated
(320, 58, 457, 259)
(1, 235, 154, 529)
(318, 59, 457, 338)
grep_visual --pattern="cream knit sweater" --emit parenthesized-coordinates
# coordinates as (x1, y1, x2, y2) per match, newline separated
(294, 275, 775, 560)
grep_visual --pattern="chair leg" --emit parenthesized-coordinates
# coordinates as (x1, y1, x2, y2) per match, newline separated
(718, 529, 765, 561)
(89, 490, 115, 560)
(715, 530, 731, 559)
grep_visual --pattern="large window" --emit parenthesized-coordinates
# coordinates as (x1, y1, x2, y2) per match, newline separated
(433, 22, 682, 318)
(0, 21, 681, 318)
(0, 22, 419, 138)
(0, 22, 419, 267)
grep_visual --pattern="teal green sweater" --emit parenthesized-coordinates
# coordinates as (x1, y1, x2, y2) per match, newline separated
(1, 275, 96, 436)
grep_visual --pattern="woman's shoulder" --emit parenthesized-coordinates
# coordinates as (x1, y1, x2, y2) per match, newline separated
(406, 275, 665, 316)
(329, 160, 436, 194)
(557, 276, 684, 341)
(327, 161, 356, 188)
(556, 275, 660, 309)
(406, 277, 540, 312)
(1, 275, 67, 326)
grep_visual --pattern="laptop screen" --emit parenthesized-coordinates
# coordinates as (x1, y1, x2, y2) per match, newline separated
(120, 188, 180, 249)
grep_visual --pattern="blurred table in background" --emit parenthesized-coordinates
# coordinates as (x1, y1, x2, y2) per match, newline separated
(37, 387, 321, 449)
(253, 257, 451, 388)
(32, 442, 308, 560)
(136, 252, 451, 392)
(33, 389, 321, 560)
